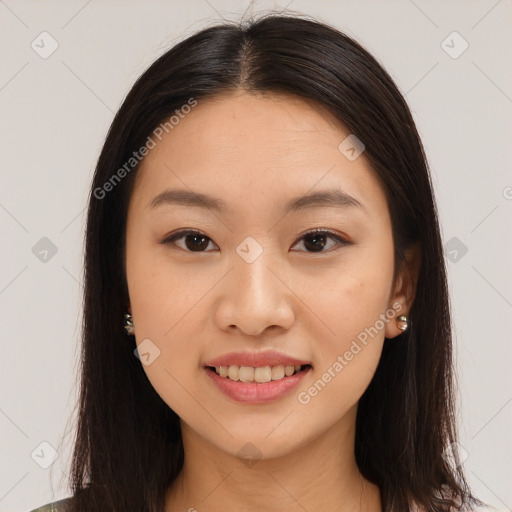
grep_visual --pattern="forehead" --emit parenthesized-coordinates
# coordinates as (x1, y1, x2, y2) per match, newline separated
(167, 91, 350, 157)
(129, 91, 387, 219)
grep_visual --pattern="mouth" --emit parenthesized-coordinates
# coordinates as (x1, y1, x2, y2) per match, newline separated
(204, 363, 313, 383)
(203, 363, 313, 404)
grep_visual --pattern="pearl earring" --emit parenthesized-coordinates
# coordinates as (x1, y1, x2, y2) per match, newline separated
(123, 312, 135, 335)
(395, 315, 409, 332)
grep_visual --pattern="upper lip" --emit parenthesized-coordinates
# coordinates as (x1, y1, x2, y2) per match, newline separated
(204, 350, 312, 368)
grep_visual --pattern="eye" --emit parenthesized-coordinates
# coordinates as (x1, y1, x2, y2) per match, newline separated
(160, 229, 218, 252)
(291, 228, 350, 254)
(161, 228, 350, 254)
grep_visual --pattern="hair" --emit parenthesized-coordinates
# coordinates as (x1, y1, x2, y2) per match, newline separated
(63, 11, 483, 512)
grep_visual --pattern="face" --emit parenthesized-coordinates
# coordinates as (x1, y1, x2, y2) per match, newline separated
(125, 90, 411, 460)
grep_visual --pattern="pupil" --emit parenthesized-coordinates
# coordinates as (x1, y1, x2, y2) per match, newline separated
(185, 234, 208, 251)
(304, 233, 326, 252)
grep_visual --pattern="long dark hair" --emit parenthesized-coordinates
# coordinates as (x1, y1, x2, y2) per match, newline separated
(66, 12, 482, 512)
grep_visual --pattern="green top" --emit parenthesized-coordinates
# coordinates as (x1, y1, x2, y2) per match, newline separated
(28, 497, 73, 512)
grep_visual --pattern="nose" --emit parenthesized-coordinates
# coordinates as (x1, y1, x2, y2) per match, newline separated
(214, 247, 295, 337)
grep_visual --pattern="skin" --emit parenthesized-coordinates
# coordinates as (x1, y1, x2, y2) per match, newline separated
(125, 90, 420, 512)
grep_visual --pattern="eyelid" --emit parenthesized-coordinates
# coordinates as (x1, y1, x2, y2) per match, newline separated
(292, 227, 349, 244)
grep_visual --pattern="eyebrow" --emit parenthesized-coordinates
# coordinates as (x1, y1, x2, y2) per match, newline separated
(147, 188, 365, 214)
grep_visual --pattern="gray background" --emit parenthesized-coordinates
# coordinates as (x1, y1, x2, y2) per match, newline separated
(1, 1, 511, 511)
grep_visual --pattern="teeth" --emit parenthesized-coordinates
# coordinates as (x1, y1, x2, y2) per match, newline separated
(214, 364, 304, 382)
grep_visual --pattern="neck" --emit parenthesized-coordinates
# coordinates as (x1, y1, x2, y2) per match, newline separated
(165, 404, 382, 512)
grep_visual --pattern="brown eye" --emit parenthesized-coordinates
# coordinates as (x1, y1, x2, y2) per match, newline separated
(161, 228, 349, 254)
(291, 229, 349, 254)
(161, 230, 217, 252)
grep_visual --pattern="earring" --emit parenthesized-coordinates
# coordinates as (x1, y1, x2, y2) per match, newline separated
(124, 312, 135, 335)
(396, 315, 409, 332)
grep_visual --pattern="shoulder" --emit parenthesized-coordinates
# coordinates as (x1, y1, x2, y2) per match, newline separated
(28, 496, 73, 512)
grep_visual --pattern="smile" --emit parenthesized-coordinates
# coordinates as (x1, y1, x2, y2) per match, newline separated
(204, 364, 312, 404)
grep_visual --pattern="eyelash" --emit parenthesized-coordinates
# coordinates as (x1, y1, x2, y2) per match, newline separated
(160, 228, 350, 254)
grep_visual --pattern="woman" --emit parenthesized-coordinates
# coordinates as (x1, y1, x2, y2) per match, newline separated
(30, 12, 483, 512)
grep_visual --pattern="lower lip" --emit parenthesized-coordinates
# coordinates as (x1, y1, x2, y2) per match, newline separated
(204, 366, 312, 404)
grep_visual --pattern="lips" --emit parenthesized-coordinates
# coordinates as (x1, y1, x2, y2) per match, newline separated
(204, 363, 312, 404)
(203, 349, 312, 368)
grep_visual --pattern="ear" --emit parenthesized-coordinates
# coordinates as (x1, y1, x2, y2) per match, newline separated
(385, 242, 421, 339)
(126, 301, 132, 315)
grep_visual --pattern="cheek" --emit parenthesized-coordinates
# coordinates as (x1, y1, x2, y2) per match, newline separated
(312, 251, 393, 340)
(127, 243, 211, 340)
(294, 276, 390, 420)
(303, 243, 394, 392)
(127, 266, 204, 419)
(125, 244, 229, 411)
